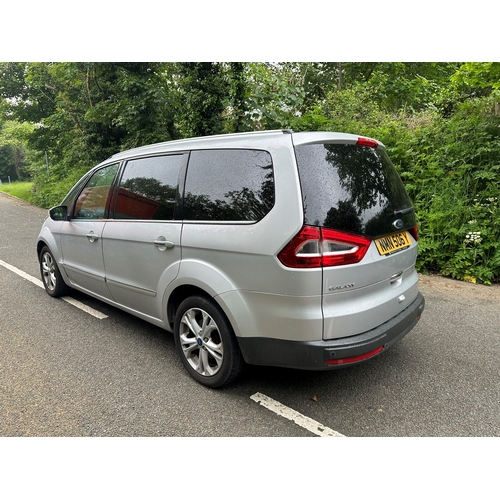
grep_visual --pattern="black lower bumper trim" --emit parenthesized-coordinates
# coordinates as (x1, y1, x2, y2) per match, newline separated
(237, 292, 425, 370)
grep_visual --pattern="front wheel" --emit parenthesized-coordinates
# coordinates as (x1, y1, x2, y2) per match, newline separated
(39, 246, 70, 298)
(173, 295, 245, 388)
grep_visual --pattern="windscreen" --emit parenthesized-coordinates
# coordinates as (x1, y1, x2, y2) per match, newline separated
(295, 143, 416, 237)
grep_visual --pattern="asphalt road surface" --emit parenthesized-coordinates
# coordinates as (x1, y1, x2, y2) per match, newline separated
(1, 191, 499, 437)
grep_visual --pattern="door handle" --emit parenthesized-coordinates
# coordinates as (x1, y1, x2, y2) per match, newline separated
(86, 232, 98, 243)
(153, 238, 174, 250)
(390, 271, 403, 286)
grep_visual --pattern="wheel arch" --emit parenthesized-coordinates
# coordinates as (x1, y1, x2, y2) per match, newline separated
(163, 259, 237, 329)
(38, 241, 71, 297)
(37, 229, 72, 290)
(37, 227, 62, 264)
(166, 284, 213, 331)
(37, 239, 46, 259)
(37, 238, 53, 260)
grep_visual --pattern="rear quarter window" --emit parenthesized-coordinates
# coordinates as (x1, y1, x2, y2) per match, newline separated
(183, 149, 274, 222)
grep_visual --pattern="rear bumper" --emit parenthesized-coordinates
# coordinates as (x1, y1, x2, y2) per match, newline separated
(237, 292, 425, 370)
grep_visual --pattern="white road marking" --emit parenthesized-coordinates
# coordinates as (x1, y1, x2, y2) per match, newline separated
(0, 259, 108, 320)
(60, 296, 108, 320)
(0, 259, 44, 289)
(250, 392, 346, 437)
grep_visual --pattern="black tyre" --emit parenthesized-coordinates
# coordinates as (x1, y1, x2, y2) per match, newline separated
(173, 295, 245, 388)
(39, 246, 70, 298)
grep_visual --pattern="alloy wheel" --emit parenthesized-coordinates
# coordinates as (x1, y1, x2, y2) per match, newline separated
(178, 307, 224, 377)
(41, 251, 57, 292)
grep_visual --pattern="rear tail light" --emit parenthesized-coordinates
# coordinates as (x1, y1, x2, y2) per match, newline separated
(277, 225, 371, 268)
(409, 224, 419, 241)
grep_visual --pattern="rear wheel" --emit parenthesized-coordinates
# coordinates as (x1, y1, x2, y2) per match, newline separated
(39, 246, 70, 297)
(174, 295, 245, 388)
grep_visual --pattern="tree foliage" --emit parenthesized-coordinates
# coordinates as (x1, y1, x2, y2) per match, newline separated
(1, 61, 499, 282)
(0, 120, 34, 181)
(452, 62, 500, 92)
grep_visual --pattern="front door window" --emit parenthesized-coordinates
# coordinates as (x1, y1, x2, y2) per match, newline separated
(73, 163, 119, 219)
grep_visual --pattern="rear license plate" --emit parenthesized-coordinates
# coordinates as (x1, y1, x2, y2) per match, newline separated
(375, 231, 412, 256)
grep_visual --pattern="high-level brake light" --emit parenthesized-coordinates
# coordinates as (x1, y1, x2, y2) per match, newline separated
(356, 137, 379, 148)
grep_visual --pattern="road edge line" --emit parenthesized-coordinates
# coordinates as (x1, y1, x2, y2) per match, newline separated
(0, 259, 108, 320)
(250, 392, 346, 437)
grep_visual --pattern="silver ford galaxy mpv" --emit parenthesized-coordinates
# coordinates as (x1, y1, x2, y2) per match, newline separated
(37, 130, 425, 387)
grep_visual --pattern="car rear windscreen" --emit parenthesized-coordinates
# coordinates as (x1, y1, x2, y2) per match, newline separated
(294, 143, 416, 237)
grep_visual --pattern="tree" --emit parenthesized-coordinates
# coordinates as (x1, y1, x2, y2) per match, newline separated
(452, 62, 500, 92)
(452, 62, 500, 115)
(241, 63, 305, 130)
(175, 62, 230, 137)
(0, 120, 33, 181)
(0, 62, 183, 175)
(228, 62, 248, 132)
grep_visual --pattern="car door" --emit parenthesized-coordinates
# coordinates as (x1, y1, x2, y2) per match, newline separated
(60, 163, 119, 300)
(102, 154, 186, 320)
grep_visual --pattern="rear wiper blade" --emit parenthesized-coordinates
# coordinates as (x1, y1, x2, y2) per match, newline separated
(393, 206, 414, 216)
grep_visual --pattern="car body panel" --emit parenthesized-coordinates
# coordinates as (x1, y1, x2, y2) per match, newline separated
(102, 220, 182, 320)
(321, 240, 419, 339)
(59, 219, 113, 300)
(217, 289, 324, 342)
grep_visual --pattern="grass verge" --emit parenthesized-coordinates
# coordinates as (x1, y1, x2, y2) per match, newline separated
(0, 181, 34, 203)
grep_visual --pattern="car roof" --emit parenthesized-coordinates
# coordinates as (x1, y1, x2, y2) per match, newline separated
(103, 129, 383, 164)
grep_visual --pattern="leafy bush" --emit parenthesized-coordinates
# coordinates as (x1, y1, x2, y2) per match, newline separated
(30, 166, 89, 208)
(315, 88, 500, 283)
(392, 97, 500, 284)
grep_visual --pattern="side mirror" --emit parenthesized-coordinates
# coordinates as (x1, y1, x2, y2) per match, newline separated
(49, 205, 69, 221)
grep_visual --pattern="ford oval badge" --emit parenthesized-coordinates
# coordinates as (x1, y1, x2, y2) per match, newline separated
(393, 219, 404, 230)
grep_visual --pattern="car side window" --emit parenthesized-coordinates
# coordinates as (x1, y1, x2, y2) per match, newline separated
(183, 149, 274, 222)
(73, 163, 119, 219)
(113, 155, 184, 220)
(60, 174, 91, 208)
